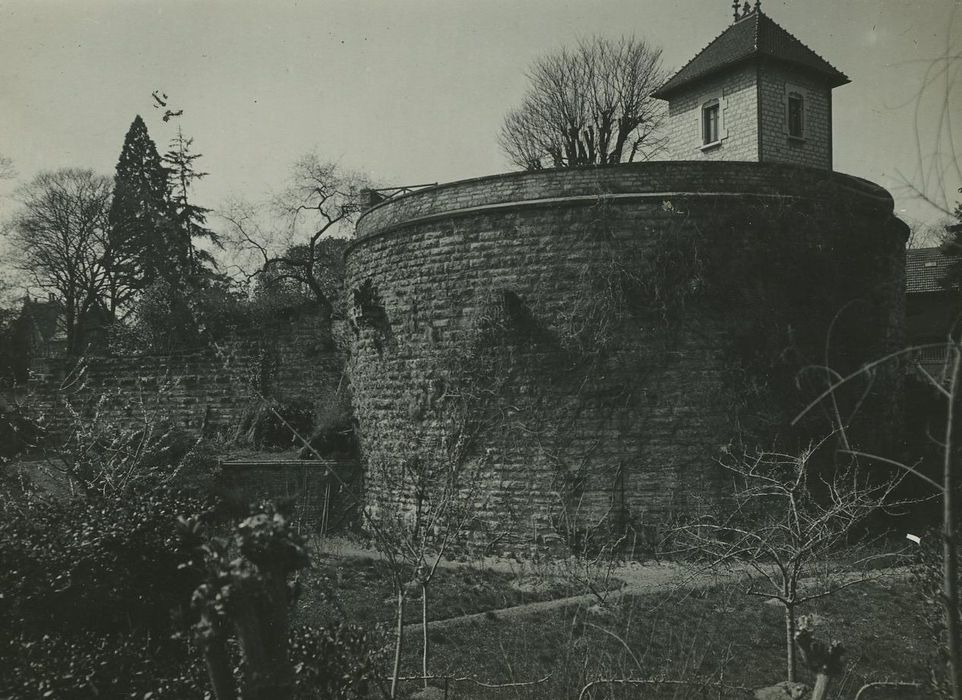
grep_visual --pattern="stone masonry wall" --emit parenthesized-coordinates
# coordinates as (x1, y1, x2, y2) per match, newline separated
(757, 62, 833, 169)
(662, 61, 835, 170)
(29, 310, 345, 440)
(347, 162, 906, 549)
(665, 63, 759, 161)
(356, 161, 891, 238)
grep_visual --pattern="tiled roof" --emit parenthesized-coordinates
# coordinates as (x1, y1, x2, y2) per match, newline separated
(906, 247, 955, 294)
(652, 10, 850, 99)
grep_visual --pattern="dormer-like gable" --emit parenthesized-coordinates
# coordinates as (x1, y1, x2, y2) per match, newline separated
(653, 4, 849, 170)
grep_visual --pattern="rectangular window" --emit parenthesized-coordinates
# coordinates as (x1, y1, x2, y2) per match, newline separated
(702, 99, 720, 145)
(787, 92, 804, 138)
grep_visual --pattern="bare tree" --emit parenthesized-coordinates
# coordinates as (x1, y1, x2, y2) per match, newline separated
(221, 155, 368, 319)
(906, 217, 955, 249)
(892, 14, 962, 695)
(897, 6, 960, 219)
(675, 439, 905, 684)
(5, 169, 112, 354)
(499, 36, 668, 171)
(805, 340, 962, 699)
(366, 432, 485, 697)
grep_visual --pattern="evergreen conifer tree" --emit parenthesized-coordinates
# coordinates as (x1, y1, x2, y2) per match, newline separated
(107, 112, 229, 351)
(162, 127, 220, 278)
(106, 115, 175, 316)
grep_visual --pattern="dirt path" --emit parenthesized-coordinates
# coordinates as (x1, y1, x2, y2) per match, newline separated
(406, 569, 731, 633)
(315, 535, 912, 633)
(408, 565, 912, 632)
(316, 534, 730, 585)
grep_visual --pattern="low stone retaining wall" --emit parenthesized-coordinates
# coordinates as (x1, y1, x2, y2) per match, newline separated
(222, 458, 360, 533)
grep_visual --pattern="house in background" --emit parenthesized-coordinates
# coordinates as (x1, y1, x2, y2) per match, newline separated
(16, 294, 67, 360)
(11, 294, 110, 372)
(905, 246, 960, 375)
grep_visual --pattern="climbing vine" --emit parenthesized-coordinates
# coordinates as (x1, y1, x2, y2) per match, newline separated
(349, 188, 904, 555)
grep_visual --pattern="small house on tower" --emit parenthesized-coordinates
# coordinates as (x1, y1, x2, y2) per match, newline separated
(652, 2, 849, 170)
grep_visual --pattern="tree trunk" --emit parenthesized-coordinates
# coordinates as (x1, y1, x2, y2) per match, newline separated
(200, 615, 237, 700)
(233, 599, 272, 700)
(785, 603, 797, 683)
(944, 346, 962, 700)
(391, 589, 405, 698)
(232, 601, 269, 700)
(305, 273, 333, 321)
(230, 579, 293, 700)
(811, 672, 831, 700)
(263, 573, 294, 699)
(421, 582, 429, 689)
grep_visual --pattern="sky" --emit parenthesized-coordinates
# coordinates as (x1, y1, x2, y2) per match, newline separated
(0, 0, 960, 237)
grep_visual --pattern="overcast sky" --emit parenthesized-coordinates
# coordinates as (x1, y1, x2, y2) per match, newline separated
(0, 0, 959, 232)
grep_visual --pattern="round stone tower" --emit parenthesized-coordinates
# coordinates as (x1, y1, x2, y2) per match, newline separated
(345, 162, 906, 548)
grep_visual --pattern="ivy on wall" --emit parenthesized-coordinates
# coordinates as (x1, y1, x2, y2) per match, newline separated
(347, 185, 905, 553)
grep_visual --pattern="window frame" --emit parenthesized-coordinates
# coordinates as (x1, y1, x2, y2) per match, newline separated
(784, 83, 808, 141)
(702, 98, 721, 147)
(787, 91, 804, 138)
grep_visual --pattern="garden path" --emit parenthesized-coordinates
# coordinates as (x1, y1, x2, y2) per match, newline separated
(313, 536, 911, 632)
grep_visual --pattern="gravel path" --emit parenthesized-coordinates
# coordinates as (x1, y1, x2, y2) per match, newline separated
(313, 536, 911, 632)
(409, 565, 912, 632)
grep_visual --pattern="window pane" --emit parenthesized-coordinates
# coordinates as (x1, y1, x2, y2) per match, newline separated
(703, 103, 719, 144)
(788, 94, 803, 137)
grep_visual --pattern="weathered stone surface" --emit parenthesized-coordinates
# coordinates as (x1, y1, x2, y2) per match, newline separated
(346, 162, 906, 548)
(664, 61, 835, 170)
(28, 310, 345, 440)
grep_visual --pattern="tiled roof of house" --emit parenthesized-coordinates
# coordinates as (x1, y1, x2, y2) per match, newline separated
(652, 10, 850, 99)
(906, 247, 955, 294)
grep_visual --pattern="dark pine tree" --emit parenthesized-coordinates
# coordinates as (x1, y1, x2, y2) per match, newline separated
(106, 115, 177, 317)
(162, 127, 220, 279)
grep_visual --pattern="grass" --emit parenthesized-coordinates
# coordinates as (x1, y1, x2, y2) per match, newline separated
(296, 554, 933, 699)
(294, 553, 601, 630)
(397, 577, 931, 699)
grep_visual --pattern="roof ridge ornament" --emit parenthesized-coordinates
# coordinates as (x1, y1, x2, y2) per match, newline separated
(733, 0, 761, 21)
(656, 0, 848, 99)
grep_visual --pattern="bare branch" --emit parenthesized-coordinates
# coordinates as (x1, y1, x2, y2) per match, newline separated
(220, 155, 369, 316)
(4, 168, 112, 354)
(499, 36, 668, 170)
(674, 438, 909, 682)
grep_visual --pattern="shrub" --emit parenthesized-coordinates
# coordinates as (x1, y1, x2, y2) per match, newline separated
(913, 530, 962, 699)
(1, 622, 384, 700)
(109, 276, 250, 355)
(0, 489, 207, 635)
(0, 396, 42, 461)
(0, 479, 217, 699)
(234, 397, 315, 449)
(2, 490, 383, 697)
(0, 629, 205, 700)
(290, 623, 385, 699)
(298, 386, 356, 459)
